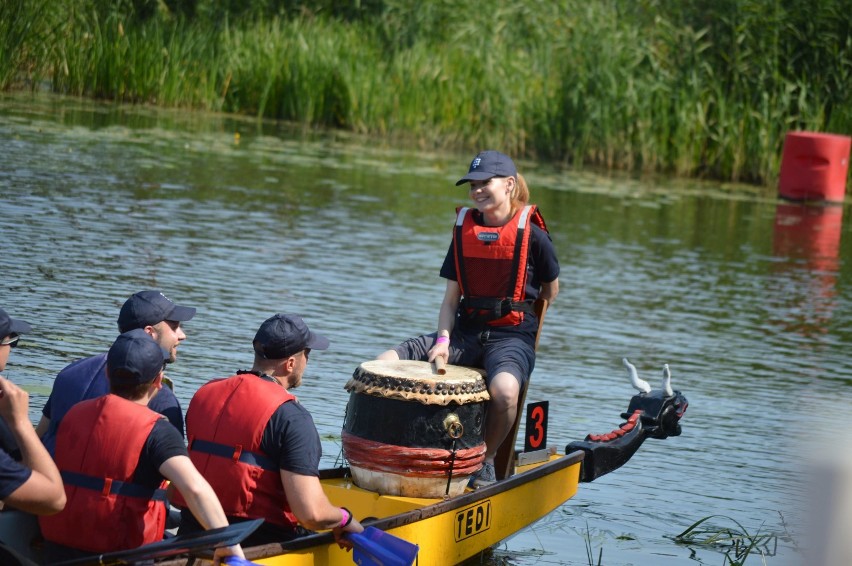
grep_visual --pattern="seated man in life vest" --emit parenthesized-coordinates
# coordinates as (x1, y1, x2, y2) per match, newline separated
(176, 314, 364, 548)
(39, 329, 244, 564)
(0, 307, 65, 516)
(36, 290, 195, 455)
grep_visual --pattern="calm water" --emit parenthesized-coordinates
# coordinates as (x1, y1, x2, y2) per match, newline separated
(3, 92, 851, 565)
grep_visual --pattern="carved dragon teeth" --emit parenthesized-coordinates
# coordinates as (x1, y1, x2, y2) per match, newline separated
(585, 409, 643, 443)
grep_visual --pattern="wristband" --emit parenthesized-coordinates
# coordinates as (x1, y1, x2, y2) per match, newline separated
(436, 335, 450, 345)
(339, 507, 353, 528)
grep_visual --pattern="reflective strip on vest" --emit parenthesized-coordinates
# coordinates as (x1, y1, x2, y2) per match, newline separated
(61, 470, 168, 501)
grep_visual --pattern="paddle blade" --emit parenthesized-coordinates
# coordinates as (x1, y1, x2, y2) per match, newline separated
(349, 527, 419, 566)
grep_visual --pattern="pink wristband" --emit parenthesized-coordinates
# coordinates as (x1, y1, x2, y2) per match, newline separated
(436, 335, 450, 345)
(339, 507, 351, 528)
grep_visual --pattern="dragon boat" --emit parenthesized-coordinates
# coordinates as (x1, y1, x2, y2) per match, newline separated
(0, 358, 687, 566)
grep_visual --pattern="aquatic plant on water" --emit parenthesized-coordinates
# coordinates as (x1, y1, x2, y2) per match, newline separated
(582, 522, 604, 566)
(674, 514, 788, 565)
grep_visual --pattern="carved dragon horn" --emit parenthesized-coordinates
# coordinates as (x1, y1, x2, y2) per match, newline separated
(622, 357, 651, 393)
(662, 364, 673, 396)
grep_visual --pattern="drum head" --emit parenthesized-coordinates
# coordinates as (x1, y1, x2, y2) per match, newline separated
(345, 360, 489, 405)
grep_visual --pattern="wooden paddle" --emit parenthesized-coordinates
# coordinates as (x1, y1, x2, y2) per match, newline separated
(493, 298, 549, 481)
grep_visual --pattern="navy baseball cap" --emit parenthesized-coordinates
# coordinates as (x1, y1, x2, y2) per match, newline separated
(118, 290, 196, 333)
(253, 314, 330, 360)
(0, 308, 31, 338)
(455, 150, 518, 186)
(107, 328, 170, 385)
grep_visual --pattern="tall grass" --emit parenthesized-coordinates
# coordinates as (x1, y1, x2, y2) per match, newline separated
(4, 0, 850, 186)
(220, 17, 362, 127)
(48, 8, 224, 108)
(0, 0, 54, 88)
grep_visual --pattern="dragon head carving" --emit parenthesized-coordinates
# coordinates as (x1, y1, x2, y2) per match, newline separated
(566, 358, 688, 482)
(622, 359, 688, 439)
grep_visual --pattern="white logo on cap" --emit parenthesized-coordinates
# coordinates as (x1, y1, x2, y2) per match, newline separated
(471, 157, 482, 169)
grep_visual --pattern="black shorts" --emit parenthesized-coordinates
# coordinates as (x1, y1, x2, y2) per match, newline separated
(392, 328, 536, 389)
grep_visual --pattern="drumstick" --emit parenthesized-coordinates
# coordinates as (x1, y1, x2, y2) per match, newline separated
(433, 357, 447, 375)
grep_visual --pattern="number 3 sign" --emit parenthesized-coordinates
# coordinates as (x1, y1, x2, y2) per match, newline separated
(523, 401, 548, 453)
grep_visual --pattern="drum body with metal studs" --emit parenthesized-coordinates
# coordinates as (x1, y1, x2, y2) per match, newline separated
(342, 360, 489, 497)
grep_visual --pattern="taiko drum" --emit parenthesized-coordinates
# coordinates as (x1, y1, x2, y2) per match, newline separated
(342, 360, 489, 497)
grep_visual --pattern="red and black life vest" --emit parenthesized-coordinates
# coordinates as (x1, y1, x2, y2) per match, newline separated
(40, 395, 168, 553)
(177, 373, 299, 528)
(453, 204, 548, 327)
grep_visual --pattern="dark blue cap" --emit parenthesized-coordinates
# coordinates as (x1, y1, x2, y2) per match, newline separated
(117, 290, 196, 333)
(455, 150, 518, 186)
(0, 308, 31, 338)
(253, 314, 330, 360)
(107, 329, 170, 385)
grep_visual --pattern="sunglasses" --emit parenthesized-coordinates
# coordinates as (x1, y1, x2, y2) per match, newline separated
(0, 335, 19, 348)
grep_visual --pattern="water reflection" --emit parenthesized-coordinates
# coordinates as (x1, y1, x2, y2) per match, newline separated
(772, 203, 842, 338)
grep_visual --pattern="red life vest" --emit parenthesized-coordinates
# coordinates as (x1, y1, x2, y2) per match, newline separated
(40, 395, 167, 553)
(453, 204, 548, 326)
(177, 373, 298, 528)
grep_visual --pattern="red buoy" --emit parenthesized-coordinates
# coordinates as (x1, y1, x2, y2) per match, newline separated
(778, 131, 851, 202)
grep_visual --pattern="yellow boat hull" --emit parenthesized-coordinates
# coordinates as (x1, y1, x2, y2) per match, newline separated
(213, 452, 582, 566)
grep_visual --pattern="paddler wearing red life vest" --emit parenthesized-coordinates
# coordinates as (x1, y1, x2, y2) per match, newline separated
(175, 314, 365, 549)
(377, 150, 560, 488)
(40, 329, 244, 565)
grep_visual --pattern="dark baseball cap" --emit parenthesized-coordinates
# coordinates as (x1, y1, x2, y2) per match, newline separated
(107, 329, 170, 385)
(117, 290, 196, 333)
(455, 150, 518, 186)
(253, 314, 330, 360)
(0, 308, 31, 338)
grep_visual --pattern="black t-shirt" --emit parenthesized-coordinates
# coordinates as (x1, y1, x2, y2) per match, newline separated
(133, 418, 189, 487)
(258, 376, 322, 477)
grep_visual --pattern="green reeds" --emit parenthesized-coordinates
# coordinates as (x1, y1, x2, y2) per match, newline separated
(0, 0, 53, 89)
(219, 16, 361, 127)
(50, 9, 224, 108)
(4, 0, 851, 186)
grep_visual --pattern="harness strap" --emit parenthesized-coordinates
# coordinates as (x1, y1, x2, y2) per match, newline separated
(459, 297, 535, 327)
(61, 470, 167, 501)
(454, 207, 472, 299)
(188, 438, 277, 471)
(507, 206, 532, 297)
(462, 297, 535, 313)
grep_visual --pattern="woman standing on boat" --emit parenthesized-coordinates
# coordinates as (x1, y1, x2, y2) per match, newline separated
(378, 150, 560, 487)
